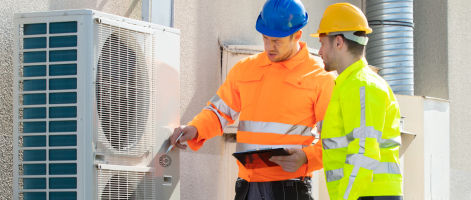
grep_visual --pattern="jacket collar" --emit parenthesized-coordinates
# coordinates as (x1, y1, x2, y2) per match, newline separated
(259, 42, 309, 70)
(335, 58, 368, 86)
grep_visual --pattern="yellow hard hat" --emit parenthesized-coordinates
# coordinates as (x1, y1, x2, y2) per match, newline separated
(311, 3, 372, 37)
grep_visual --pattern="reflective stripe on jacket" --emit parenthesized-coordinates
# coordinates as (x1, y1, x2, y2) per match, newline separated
(322, 58, 402, 200)
(187, 42, 335, 182)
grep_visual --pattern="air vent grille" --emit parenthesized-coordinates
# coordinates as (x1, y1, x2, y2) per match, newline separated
(96, 22, 154, 156)
(97, 169, 155, 200)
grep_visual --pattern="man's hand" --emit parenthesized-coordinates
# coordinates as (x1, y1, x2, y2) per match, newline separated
(269, 148, 307, 172)
(169, 125, 198, 150)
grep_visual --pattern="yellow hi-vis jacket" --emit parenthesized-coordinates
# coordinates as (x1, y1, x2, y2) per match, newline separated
(321, 58, 403, 200)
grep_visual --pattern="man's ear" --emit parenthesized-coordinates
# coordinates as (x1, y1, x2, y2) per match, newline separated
(294, 30, 303, 40)
(335, 35, 344, 49)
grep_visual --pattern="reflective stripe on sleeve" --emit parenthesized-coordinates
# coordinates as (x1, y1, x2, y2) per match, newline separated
(209, 95, 239, 120)
(323, 132, 401, 150)
(345, 154, 380, 170)
(238, 120, 313, 136)
(203, 95, 240, 131)
(325, 161, 401, 183)
(235, 143, 305, 152)
(204, 105, 229, 130)
(353, 126, 382, 141)
(379, 136, 401, 148)
(323, 135, 350, 150)
(373, 162, 401, 174)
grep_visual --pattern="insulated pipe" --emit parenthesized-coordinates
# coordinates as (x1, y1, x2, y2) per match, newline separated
(366, 0, 414, 95)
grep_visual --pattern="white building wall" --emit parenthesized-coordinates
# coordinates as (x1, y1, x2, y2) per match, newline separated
(448, 0, 471, 199)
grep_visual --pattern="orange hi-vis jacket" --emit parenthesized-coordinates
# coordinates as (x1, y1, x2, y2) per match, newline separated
(188, 42, 335, 182)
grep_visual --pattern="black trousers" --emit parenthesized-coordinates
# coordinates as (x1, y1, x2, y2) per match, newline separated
(234, 177, 313, 200)
(358, 196, 403, 200)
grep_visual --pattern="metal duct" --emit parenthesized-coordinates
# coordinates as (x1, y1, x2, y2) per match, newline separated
(366, 0, 414, 95)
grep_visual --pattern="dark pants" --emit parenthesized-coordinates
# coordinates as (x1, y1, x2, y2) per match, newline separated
(358, 196, 403, 200)
(234, 177, 314, 200)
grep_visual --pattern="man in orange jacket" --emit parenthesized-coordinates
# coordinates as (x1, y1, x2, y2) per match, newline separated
(169, 0, 335, 199)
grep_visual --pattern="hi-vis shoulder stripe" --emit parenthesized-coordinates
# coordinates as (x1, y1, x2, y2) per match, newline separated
(238, 121, 313, 136)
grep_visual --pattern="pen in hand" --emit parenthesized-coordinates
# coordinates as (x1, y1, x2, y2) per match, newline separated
(166, 131, 184, 154)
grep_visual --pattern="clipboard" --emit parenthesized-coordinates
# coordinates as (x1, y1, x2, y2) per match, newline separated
(232, 148, 290, 169)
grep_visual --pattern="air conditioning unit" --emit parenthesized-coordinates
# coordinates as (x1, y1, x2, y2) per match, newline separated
(13, 10, 180, 200)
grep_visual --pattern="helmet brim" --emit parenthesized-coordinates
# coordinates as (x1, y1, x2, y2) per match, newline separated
(310, 33, 320, 38)
(310, 27, 373, 38)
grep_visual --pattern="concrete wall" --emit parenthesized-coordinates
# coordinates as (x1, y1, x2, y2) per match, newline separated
(414, 0, 448, 99)
(0, 1, 140, 199)
(448, 0, 471, 199)
(173, 0, 359, 200)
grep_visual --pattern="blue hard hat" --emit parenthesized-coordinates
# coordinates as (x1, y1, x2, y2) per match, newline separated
(256, 0, 309, 37)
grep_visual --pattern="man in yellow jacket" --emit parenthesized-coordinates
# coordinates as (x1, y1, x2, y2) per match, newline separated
(311, 3, 403, 200)
(168, 0, 335, 199)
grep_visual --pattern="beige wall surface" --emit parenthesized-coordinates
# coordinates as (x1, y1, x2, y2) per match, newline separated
(0, 1, 140, 199)
(397, 96, 450, 200)
(448, 0, 471, 199)
(173, 0, 359, 200)
(397, 95, 425, 200)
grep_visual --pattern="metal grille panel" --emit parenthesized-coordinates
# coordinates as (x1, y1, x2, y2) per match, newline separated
(97, 169, 155, 200)
(96, 22, 155, 156)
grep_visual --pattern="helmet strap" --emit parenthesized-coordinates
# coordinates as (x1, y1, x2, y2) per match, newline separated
(328, 31, 368, 45)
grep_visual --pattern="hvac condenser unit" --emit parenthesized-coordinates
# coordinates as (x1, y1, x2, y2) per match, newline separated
(13, 10, 180, 200)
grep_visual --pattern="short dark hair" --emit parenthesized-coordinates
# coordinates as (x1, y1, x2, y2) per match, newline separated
(328, 31, 366, 57)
